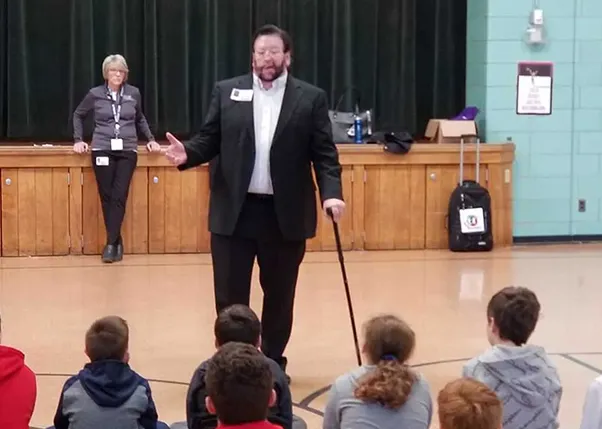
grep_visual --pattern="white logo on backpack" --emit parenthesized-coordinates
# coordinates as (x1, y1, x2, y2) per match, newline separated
(459, 208, 485, 234)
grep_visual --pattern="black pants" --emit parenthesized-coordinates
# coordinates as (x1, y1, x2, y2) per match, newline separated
(91, 150, 137, 245)
(211, 194, 306, 364)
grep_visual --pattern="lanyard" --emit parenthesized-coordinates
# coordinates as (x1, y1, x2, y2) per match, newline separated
(109, 86, 124, 137)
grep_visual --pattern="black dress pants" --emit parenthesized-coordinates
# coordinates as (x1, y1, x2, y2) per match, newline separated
(91, 150, 137, 245)
(210, 193, 306, 364)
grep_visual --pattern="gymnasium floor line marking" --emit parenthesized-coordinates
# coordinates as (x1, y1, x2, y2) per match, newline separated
(559, 354, 602, 374)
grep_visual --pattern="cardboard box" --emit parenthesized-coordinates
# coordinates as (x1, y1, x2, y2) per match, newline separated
(424, 119, 478, 143)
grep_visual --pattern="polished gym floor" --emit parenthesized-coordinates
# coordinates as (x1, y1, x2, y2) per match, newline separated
(0, 244, 600, 428)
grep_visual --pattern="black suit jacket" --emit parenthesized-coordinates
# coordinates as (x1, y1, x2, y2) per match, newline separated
(178, 73, 343, 241)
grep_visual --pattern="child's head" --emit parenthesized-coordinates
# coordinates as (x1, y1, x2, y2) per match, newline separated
(486, 286, 540, 346)
(354, 314, 416, 409)
(85, 316, 129, 363)
(214, 304, 261, 348)
(438, 378, 502, 429)
(205, 341, 275, 425)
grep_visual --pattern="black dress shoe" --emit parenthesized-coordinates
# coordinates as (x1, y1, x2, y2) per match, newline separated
(114, 237, 124, 262)
(102, 244, 116, 263)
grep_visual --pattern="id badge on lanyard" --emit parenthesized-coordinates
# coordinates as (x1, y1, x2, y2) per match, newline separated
(111, 87, 124, 151)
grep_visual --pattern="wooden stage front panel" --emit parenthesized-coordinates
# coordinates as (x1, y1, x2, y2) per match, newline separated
(0, 143, 515, 256)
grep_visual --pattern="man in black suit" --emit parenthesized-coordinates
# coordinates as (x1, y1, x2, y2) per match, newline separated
(164, 25, 345, 380)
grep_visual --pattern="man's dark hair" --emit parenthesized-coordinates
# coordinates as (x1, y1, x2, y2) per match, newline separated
(252, 24, 292, 54)
(487, 286, 541, 345)
(85, 315, 129, 361)
(214, 304, 261, 346)
(206, 342, 273, 425)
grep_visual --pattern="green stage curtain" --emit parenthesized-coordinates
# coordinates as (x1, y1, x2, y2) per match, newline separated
(0, 0, 466, 142)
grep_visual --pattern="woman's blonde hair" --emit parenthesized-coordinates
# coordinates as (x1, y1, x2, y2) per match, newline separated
(102, 54, 129, 80)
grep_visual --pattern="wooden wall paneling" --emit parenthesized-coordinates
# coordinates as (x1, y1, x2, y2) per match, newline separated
(409, 165, 427, 249)
(312, 166, 354, 251)
(1, 169, 20, 256)
(0, 143, 516, 254)
(148, 167, 166, 253)
(34, 168, 54, 255)
(16, 169, 36, 255)
(120, 169, 149, 254)
(0, 168, 70, 256)
(69, 167, 83, 254)
(425, 166, 456, 250)
(351, 165, 365, 250)
(197, 167, 211, 252)
(363, 165, 426, 250)
(49, 168, 70, 255)
(305, 167, 324, 252)
(178, 168, 201, 253)
(148, 167, 203, 254)
(487, 163, 513, 247)
(163, 168, 183, 253)
(306, 166, 354, 251)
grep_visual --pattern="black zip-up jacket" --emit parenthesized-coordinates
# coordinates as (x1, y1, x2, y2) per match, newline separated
(186, 355, 293, 429)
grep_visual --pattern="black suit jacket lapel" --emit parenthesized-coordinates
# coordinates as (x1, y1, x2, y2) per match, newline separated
(272, 76, 303, 146)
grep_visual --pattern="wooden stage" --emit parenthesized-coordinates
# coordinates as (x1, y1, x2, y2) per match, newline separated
(0, 245, 600, 429)
(0, 142, 514, 256)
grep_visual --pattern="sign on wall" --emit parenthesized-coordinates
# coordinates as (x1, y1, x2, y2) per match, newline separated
(516, 61, 553, 115)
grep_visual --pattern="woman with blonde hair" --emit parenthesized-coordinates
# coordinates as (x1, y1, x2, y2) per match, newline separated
(72, 54, 160, 263)
(323, 314, 432, 429)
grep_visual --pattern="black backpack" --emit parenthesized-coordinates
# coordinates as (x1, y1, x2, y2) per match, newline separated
(447, 135, 494, 252)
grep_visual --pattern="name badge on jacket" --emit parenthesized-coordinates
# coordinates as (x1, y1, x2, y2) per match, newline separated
(230, 88, 253, 102)
(111, 139, 123, 151)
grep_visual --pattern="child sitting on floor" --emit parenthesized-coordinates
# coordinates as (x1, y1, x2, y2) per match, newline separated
(323, 314, 432, 429)
(205, 341, 281, 429)
(463, 286, 562, 429)
(186, 304, 292, 429)
(0, 313, 37, 429)
(52, 315, 168, 429)
(438, 377, 502, 429)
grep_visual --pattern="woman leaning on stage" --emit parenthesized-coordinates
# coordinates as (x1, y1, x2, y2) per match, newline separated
(72, 54, 161, 263)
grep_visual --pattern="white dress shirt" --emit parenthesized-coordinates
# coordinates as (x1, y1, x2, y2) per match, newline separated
(581, 375, 602, 429)
(248, 71, 288, 195)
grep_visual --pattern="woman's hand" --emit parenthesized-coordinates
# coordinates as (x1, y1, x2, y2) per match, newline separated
(73, 142, 89, 154)
(146, 141, 161, 152)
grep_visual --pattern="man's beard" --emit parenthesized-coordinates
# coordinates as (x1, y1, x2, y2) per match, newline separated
(256, 63, 286, 82)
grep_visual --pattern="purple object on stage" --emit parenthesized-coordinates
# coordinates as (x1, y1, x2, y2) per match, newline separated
(452, 106, 479, 120)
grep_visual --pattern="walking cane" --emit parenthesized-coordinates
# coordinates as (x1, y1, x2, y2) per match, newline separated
(327, 208, 362, 367)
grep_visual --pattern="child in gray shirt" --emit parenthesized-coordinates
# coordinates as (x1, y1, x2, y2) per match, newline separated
(463, 286, 562, 429)
(323, 314, 432, 429)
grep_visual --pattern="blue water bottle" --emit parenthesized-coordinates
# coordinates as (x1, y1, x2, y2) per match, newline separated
(353, 114, 363, 144)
